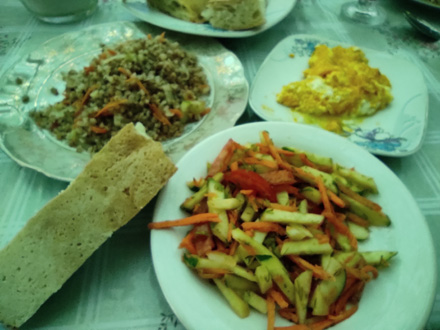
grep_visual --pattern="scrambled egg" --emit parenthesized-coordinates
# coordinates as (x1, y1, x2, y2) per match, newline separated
(277, 45, 393, 121)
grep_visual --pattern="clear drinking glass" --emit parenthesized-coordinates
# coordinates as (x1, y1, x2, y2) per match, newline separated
(19, 0, 98, 24)
(341, 0, 386, 26)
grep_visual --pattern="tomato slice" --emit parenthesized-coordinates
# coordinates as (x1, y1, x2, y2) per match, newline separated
(223, 169, 277, 202)
(208, 139, 240, 176)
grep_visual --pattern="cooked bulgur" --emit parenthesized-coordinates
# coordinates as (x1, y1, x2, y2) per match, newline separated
(31, 33, 210, 153)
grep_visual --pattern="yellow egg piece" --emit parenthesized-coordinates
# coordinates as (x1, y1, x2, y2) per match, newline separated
(277, 45, 393, 119)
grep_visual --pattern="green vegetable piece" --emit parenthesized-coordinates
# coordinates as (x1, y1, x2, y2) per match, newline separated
(261, 208, 324, 225)
(213, 278, 250, 318)
(255, 265, 272, 294)
(280, 239, 333, 256)
(360, 251, 397, 267)
(243, 291, 268, 314)
(340, 193, 390, 227)
(232, 228, 295, 303)
(294, 270, 313, 324)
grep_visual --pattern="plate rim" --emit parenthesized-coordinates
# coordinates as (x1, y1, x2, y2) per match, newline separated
(151, 121, 437, 330)
(248, 33, 429, 157)
(122, 0, 297, 38)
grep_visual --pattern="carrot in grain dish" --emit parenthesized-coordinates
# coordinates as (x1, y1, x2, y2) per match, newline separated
(150, 131, 397, 329)
(31, 33, 210, 153)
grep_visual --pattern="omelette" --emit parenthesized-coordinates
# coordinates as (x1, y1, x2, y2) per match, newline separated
(277, 45, 393, 119)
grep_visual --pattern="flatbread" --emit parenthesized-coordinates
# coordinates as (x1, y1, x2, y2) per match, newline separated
(0, 123, 177, 327)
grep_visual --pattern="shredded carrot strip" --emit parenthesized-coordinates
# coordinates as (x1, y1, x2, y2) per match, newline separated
(200, 107, 211, 116)
(147, 33, 152, 40)
(159, 31, 166, 42)
(243, 157, 279, 169)
(328, 191, 346, 208)
(135, 79, 151, 97)
(328, 305, 359, 323)
(268, 289, 289, 308)
(199, 268, 231, 275)
(241, 222, 286, 235)
(169, 108, 184, 119)
(315, 233, 330, 244)
(148, 213, 220, 229)
(83, 65, 95, 74)
(74, 84, 99, 117)
(241, 242, 257, 255)
(261, 131, 292, 170)
(361, 265, 379, 279)
(228, 240, 238, 256)
(240, 189, 255, 196)
(274, 325, 310, 330)
(93, 99, 129, 118)
(117, 67, 132, 78)
(149, 103, 171, 126)
(230, 161, 239, 171)
(346, 212, 370, 227)
(179, 230, 197, 254)
(276, 147, 295, 156)
(267, 295, 276, 330)
(269, 203, 297, 212)
(308, 320, 334, 330)
(287, 255, 333, 280)
(333, 280, 364, 314)
(278, 308, 299, 324)
(337, 183, 382, 211)
(345, 267, 371, 281)
(204, 192, 218, 198)
(299, 153, 318, 169)
(90, 125, 108, 134)
(197, 273, 224, 279)
(316, 177, 334, 215)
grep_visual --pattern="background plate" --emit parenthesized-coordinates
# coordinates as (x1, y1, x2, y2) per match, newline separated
(249, 34, 429, 157)
(122, 0, 297, 38)
(152, 121, 436, 330)
(411, 0, 440, 9)
(0, 21, 248, 181)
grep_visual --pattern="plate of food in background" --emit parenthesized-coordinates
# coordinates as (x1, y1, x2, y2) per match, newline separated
(0, 21, 248, 181)
(122, 0, 297, 38)
(150, 121, 435, 330)
(411, 0, 440, 9)
(249, 34, 428, 157)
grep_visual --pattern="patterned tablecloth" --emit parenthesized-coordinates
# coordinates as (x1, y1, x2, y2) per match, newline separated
(1, 0, 439, 329)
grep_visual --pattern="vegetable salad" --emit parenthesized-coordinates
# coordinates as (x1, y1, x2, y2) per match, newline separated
(149, 131, 397, 330)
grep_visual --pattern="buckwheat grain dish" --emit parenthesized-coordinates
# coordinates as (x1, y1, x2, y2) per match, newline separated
(31, 33, 211, 153)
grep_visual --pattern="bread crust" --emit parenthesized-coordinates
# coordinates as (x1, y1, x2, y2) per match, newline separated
(0, 123, 176, 327)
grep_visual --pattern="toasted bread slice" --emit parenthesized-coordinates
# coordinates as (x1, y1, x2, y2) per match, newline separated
(202, 0, 267, 30)
(147, 0, 208, 23)
(0, 123, 176, 327)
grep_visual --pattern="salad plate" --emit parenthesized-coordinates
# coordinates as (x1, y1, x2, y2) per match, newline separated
(151, 121, 436, 330)
(0, 21, 248, 181)
(249, 34, 429, 157)
(122, 0, 297, 38)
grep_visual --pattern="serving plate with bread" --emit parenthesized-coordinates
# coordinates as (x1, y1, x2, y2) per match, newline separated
(122, 0, 297, 37)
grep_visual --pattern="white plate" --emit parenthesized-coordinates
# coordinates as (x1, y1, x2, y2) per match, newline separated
(249, 34, 429, 157)
(122, 0, 297, 38)
(0, 21, 248, 181)
(152, 121, 436, 330)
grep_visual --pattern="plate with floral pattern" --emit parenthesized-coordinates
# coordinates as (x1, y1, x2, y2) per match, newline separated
(249, 34, 429, 157)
